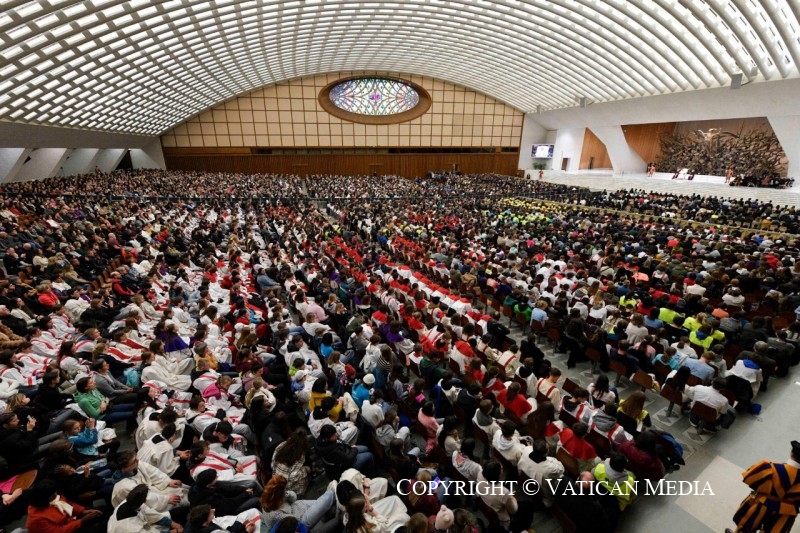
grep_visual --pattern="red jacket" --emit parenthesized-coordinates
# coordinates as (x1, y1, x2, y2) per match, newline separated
(497, 389, 533, 418)
(38, 291, 60, 308)
(559, 428, 597, 461)
(619, 440, 666, 482)
(112, 280, 133, 297)
(26, 498, 86, 533)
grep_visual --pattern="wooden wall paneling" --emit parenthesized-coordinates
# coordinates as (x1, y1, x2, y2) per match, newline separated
(622, 122, 676, 165)
(163, 151, 518, 178)
(579, 128, 612, 170)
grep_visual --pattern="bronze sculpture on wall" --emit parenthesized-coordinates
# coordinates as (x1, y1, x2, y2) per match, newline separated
(656, 128, 787, 186)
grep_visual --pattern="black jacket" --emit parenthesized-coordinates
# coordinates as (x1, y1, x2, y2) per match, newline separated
(0, 315, 28, 337)
(553, 476, 619, 533)
(260, 421, 288, 465)
(0, 426, 38, 473)
(35, 385, 74, 413)
(79, 306, 116, 329)
(188, 484, 253, 517)
(315, 434, 357, 478)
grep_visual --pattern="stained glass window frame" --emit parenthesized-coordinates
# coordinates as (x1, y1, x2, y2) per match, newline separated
(319, 76, 431, 125)
(329, 78, 420, 116)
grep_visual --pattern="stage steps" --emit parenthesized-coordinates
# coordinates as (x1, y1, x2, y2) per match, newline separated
(540, 171, 800, 208)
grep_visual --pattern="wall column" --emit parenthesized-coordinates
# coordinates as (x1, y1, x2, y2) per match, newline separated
(553, 128, 586, 172)
(12, 148, 69, 182)
(518, 115, 549, 171)
(0, 148, 32, 183)
(767, 115, 800, 185)
(130, 138, 166, 170)
(94, 149, 127, 173)
(588, 125, 646, 174)
(61, 148, 100, 176)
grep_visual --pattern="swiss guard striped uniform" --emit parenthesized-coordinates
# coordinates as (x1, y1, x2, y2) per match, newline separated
(732, 458, 800, 533)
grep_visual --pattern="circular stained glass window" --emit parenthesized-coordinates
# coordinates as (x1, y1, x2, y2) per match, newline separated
(319, 76, 431, 124)
(329, 78, 420, 116)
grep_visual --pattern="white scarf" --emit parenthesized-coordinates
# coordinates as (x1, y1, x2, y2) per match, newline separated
(50, 496, 74, 517)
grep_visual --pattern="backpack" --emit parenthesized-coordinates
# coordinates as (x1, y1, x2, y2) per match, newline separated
(656, 430, 685, 466)
(332, 364, 355, 396)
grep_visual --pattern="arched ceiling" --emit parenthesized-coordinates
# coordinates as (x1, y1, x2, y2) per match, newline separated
(1, 0, 799, 136)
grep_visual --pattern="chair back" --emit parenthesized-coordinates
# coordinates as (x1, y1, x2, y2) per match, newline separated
(660, 383, 683, 405)
(556, 446, 580, 477)
(631, 370, 654, 392)
(562, 378, 580, 397)
(691, 401, 718, 424)
(585, 431, 613, 458)
(652, 361, 671, 383)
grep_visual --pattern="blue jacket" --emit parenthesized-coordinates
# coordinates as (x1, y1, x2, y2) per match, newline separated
(68, 426, 99, 456)
(352, 383, 370, 409)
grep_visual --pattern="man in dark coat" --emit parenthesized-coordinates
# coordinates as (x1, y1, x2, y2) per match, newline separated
(314, 424, 374, 479)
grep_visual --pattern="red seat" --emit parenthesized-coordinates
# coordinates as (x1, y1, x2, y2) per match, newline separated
(562, 378, 580, 397)
(585, 347, 603, 372)
(660, 383, 684, 417)
(631, 370, 655, 393)
(690, 401, 719, 434)
(585, 431, 613, 458)
(556, 447, 580, 477)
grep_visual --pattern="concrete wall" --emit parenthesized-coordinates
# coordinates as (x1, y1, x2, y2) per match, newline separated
(529, 78, 800, 174)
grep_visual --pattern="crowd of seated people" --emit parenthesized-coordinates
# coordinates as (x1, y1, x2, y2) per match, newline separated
(0, 170, 798, 533)
(7, 169, 800, 234)
(730, 174, 795, 189)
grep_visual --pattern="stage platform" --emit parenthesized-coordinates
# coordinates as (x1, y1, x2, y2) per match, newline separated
(537, 170, 800, 208)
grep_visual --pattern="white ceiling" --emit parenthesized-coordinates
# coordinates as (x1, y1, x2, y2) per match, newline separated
(1, 0, 799, 136)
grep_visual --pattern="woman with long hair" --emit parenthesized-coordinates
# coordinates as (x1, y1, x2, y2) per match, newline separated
(404, 470, 440, 517)
(625, 313, 649, 346)
(156, 320, 191, 354)
(527, 400, 565, 452)
(6, 392, 59, 444)
(497, 381, 534, 421)
(56, 340, 90, 382)
(436, 415, 461, 456)
(616, 391, 652, 437)
(417, 401, 440, 455)
(343, 490, 409, 533)
(385, 437, 424, 480)
(259, 475, 338, 532)
(271, 430, 312, 495)
(140, 339, 192, 390)
(587, 374, 617, 407)
(665, 366, 693, 404)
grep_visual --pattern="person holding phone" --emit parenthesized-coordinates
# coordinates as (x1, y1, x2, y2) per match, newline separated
(0, 411, 38, 474)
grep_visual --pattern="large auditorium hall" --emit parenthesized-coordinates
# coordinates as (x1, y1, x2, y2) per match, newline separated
(1, 2, 800, 533)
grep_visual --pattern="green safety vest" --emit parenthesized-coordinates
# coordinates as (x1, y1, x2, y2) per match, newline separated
(594, 463, 636, 510)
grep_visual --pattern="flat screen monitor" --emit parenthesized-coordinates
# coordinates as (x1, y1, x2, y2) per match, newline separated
(532, 144, 554, 158)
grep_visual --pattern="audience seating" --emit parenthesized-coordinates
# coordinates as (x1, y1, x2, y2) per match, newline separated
(555, 447, 580, 477)
(690, 402, 720, 434)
